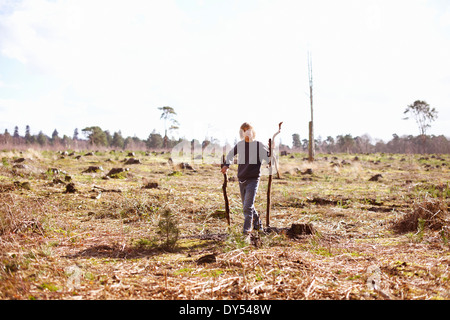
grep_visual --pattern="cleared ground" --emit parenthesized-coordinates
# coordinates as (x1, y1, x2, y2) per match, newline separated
(1, 149, 449, 300)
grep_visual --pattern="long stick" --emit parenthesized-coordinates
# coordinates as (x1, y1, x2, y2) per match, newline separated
(222, 155, 231, 226)
(266, 122, 283, 228)
(266, 138, 273, 228)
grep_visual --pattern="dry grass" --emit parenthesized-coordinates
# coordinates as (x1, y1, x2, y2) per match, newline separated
(392, 195, 449, 232)
(0, 150, 449, 300)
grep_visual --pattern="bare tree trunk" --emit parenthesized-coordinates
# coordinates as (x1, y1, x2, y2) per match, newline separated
(308, 52, 315, 162)
(308, 121, 315, 161)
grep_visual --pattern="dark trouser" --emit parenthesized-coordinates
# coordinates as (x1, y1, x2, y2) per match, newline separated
(239, 178, 262, 234)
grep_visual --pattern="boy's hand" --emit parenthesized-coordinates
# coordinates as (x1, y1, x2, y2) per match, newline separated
(221, 166, 228, 174)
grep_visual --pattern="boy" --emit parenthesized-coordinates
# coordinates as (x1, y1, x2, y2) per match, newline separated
(221, 122, 270, 235)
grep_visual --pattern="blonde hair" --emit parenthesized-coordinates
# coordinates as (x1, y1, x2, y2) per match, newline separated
(239, 122, 255, 141)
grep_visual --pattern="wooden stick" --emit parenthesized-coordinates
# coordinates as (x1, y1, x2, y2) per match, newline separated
(266, 138, 273, 228)
(222, 155, 231, 226)
(266, 122, 283, 228)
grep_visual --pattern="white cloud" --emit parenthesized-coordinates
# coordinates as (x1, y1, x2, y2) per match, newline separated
(0, 0, 194, 136)
(0, 0, 449, 143)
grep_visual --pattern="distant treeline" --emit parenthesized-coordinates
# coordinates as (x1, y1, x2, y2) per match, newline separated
(0, 125, 180, 151)
(1, 125, 449, 154)
(306, 133, 450, 154)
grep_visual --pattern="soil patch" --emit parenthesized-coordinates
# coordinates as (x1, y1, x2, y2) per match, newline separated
(392, 197, 449, 233)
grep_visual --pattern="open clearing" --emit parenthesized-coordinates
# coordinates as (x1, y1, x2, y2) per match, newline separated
(1, 149, 449, 300)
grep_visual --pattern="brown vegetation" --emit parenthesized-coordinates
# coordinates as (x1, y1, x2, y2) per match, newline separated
(0, 150, 449, 300)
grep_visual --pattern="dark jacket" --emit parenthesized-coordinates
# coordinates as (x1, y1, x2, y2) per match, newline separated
(224, 140, 270, 181)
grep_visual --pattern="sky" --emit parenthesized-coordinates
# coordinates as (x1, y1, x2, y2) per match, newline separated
(0, 0, 449, 147)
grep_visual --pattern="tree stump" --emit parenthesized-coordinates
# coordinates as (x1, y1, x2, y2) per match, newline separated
(196, 254, 216, 265)
(64, 183, 77, 193)
(125, 158, 141, 164)
(83, 166, 103, 173)
(287, 223, 315, 237)
(265, 223, 316, 238)
(369, 174, 382, 181)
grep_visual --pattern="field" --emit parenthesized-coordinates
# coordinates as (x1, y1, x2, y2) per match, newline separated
(1, 149, 449, 300)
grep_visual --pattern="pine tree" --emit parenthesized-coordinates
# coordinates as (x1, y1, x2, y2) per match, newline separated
(146, 130, 163, 149)
(157, 209, 179, 251)
(25, 125, 31, 143)
(52, 129, 60, 145)
(112, 131, 125, 149)
(105, 130, 112, 147)
(403, 100, 438, 136)
(73, 128, 79, 140)
(3, 129, 11, 144)
(292, 133, 301, 149)
(82, 126, 107, 146)
(37, 131, 48, 146)
(158, 106, 179, 148)
(13, 126, 19, 138)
